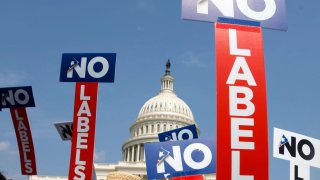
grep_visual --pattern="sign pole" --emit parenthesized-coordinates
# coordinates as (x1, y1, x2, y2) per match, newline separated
(290, 163, 310, 180)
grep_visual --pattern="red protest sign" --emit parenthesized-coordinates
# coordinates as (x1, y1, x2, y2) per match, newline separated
(216, 23, 269, 180)
(68, 82, 98, 180)
(10, 108, 37, 175)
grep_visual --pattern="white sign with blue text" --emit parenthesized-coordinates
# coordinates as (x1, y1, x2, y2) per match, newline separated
(158, 124, 198, 142)
(60, 53, 116, 82)
(182, 0, 287, 30)
(145, 138, 216, 179)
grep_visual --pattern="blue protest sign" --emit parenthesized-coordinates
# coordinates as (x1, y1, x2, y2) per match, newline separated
(145, 138, 216, 179)
(158, 124, 198, 142)
(60, 53, 116, 82)
(0, 86, 35, 109)
(182, 0, 287, 30)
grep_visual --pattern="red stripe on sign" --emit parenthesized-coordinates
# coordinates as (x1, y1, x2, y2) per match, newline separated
(68, 82, 98, 180)
(10, 108, 37, 175)
(172, 175, 204, 180)
(216, 23, 269, 180)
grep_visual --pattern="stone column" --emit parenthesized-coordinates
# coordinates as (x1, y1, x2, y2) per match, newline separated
(143, 145, 146, 161)
(137, 144, 140, 162)
(126, 149, 128, 161)
(123, 149, 126, 161)
(131, 146, 135, 162)
(126, 148, 130, 162)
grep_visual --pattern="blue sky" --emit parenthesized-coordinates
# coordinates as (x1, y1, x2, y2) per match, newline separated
(0, 0, 319, 179)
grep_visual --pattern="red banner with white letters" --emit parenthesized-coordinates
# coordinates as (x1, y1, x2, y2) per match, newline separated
(10, 107, 37, 175)
(68, 82, 98, 180)
(216, 23, 269, 180)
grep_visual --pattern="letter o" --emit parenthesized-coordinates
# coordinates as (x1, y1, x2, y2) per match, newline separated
(183, 143, 212, 170)
(298, 139, 315, 160)
(237, 0, 276, 21)
(178, 129, 193, 140)
(87, 56, 109, 78)
(14, 89, 30, 105)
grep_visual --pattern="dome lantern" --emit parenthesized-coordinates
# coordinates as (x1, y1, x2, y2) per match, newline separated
(161, 59, 174, 93)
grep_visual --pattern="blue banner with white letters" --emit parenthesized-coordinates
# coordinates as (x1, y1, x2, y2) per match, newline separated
(0, 86, 35, 109)
(60, 53, 116, 82)
(145, 138, 216, 179)
(158, 124, 198, 142)
(182, 0, 287, 30)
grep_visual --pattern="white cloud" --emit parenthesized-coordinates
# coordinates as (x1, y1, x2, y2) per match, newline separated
(137, 26, 143, 31)
(0, 71, 27, 87)
(0, 141, 18, 155)
(181, 52, 207, 68)
(137, 0, 154, 13)
(94, 150, 106, 162)
(0, 141, 10, 151)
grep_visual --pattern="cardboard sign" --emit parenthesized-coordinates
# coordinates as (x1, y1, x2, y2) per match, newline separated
(273, 128, 320, 168)
(216, 22, 269, 180)
(182, 0, 287, 30)
(0, 86, 35, 109)
(10, 108, 37, 175)
(68, 82, 98, 180)
(145, 138, 216, 179)
(158, 124, 198, 142)
(60, 53, 116, 82)
(54, 121, 73, 141)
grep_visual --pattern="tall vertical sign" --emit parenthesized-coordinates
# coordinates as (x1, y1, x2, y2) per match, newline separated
(60, 53, 116, 180)
(216, 22, 268, 180)
(0, 86, 37, 175)
(182, 0, 287, 179)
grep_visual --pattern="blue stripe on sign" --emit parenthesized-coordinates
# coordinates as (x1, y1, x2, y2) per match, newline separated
(218, 17, 261, 27)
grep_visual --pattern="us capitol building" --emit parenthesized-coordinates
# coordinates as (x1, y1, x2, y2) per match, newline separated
(30, 61, 216, 180)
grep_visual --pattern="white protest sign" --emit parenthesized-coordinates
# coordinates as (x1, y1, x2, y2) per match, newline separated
(290, 162, 310, 180)
(273, 127, 320, 180)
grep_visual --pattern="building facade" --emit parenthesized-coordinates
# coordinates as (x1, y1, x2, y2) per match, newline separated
(30, 61, 216, 180)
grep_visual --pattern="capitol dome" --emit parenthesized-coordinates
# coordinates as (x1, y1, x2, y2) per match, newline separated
(137, 91, 194, 123)
(122, 60, 199, 164)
